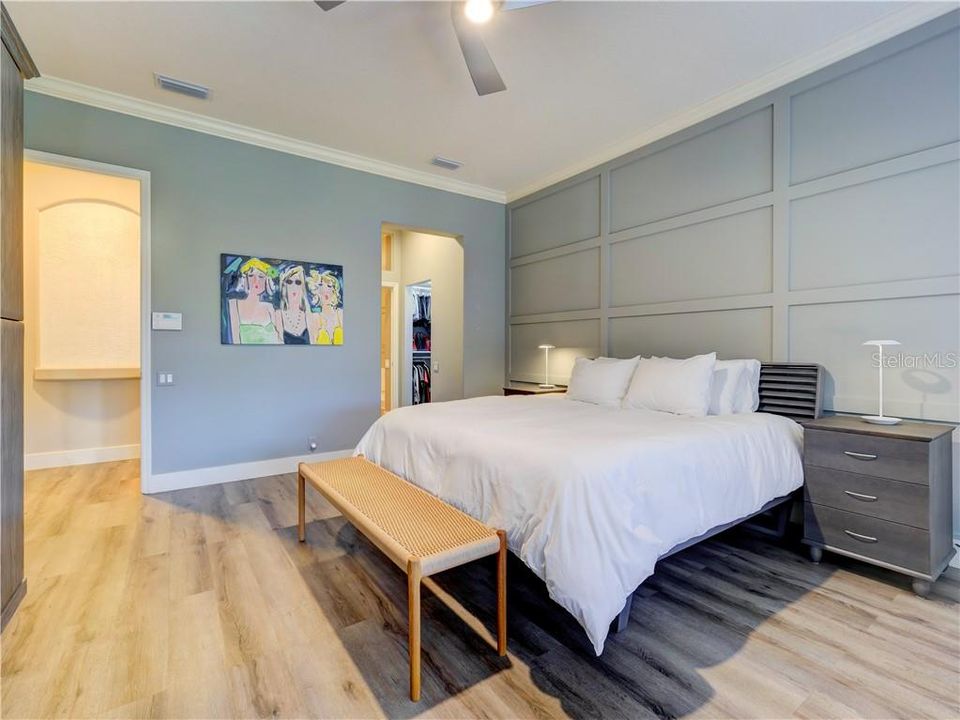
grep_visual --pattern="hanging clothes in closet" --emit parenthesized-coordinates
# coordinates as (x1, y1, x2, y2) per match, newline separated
(410, 285, 432, 405)
(412, 360, 431, 405)
(411, 290, 431, 351)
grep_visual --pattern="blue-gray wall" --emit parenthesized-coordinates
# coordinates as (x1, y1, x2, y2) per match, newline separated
(506, 12, 960, 428)
(25, 93, 505, 474)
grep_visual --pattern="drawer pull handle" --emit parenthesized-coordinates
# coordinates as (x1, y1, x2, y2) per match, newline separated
(844, 490, 878, 502)
(843, 530, 878, 543)
(843, 451, 878, 461)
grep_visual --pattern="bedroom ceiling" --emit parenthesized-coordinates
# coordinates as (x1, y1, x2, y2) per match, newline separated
(6, 1, 951, 200)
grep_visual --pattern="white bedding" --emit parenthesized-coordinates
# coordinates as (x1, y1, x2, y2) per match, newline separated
(355, 394, 803, 655)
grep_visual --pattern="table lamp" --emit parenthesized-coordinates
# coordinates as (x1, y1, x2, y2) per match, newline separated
(538, 344, 556, 388)
(861, 340, 902, 425)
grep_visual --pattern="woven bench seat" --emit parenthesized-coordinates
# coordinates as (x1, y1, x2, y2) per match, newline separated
(298, 456, 506, 701)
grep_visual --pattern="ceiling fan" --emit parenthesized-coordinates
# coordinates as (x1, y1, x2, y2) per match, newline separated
(314, 0, 555, 96)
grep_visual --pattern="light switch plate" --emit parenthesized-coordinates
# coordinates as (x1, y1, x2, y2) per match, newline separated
(152, 312, 183, 331)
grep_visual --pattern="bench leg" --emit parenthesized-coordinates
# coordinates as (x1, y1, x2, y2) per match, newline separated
(407, 559, 422, 702)
(297, 471, 306, 543)
(496, 530, 507, 656)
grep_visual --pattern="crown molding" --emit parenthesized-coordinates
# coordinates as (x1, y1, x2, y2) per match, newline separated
(24, 3, 953, 207)
(505, 3, 958, 203)
(25, 76, 507, 204)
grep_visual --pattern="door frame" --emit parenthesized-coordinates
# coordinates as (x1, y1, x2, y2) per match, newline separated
(23, 149, 153, 493)
(381, 281, 399, 412)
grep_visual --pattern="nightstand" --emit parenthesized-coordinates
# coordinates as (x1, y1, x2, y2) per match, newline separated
(802, 416, 955, 597)
(503, 383, 567, 397)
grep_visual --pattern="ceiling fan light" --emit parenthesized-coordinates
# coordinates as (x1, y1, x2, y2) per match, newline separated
(464, 0, 494, 24)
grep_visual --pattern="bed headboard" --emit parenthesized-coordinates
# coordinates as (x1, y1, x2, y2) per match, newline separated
(759, 363, 824, 422)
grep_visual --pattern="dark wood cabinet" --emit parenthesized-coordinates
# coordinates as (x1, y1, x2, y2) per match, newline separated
(0, 3, 36, 630)
(502, 383, 567, 397)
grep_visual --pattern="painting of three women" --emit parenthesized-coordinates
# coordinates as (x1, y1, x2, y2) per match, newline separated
(220, 253, 344, 345)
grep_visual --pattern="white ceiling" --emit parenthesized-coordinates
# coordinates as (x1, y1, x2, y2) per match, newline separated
(7, 1, 951, 200)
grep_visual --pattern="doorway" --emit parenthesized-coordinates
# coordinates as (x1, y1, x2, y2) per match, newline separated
(22, 151, 151, 491)
(380, 224, 463, 411)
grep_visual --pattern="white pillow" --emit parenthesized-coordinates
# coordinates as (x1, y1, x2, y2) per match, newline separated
(708, 360, 747, 416)
(623, 353, 717, 416)
(732, 359, 761, 413)
(566, 356, 639, 406)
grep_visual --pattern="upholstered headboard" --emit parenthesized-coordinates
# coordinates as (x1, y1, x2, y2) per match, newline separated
(758, 362, 824, 422)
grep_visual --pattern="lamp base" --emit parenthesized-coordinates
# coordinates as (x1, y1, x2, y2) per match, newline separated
(861, 415, 902, 425)
(539, 384, 556, 389)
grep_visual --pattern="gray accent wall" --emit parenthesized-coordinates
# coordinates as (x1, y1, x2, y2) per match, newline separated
(25, 93, 505, 475)
(507, 13, 960, 428)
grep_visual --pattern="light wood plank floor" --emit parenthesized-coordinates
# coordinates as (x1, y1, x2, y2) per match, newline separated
(2, 460, 958, 719)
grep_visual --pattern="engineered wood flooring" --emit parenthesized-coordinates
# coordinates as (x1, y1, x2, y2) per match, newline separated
(1, 460, 957, 719)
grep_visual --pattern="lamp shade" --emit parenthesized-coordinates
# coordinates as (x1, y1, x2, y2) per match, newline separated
(538, 344, 555, 350)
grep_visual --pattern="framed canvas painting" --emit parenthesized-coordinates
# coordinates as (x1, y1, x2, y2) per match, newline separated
(220, 253, 344, 345)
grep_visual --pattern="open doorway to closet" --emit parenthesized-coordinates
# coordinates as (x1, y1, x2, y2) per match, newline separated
(22, 152, 151, 488)
(380, 224, 463, 413)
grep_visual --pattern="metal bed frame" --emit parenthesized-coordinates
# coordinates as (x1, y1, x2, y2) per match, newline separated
(610, 361, 825, 633)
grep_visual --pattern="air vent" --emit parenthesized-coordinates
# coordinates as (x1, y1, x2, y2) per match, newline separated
(430, 156, 463, 171)
(155, 74, 210, 100)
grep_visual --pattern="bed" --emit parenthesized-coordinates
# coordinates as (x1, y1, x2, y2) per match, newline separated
(355, 362, 823, 655)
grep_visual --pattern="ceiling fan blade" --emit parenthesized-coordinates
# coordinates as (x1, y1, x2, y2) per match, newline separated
(450, 3, 506, 96)
(314, 1, 346, 10)
(500, 0, 555, 10)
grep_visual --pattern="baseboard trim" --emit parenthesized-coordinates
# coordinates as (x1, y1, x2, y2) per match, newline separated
(24, 444, 140, 471)
(144, 449, 353, 494)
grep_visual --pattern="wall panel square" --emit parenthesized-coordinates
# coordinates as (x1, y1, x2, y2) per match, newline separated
(609, 107, 773, 232)
(789, 295, 959, 421)
(608, 307, 772, 361)
(790, 29, 960, 184)
(790, 161, 960, 290)
(510, 177, 600, 258)
(510, 319, 601, 383)
(610, 207, 772, 306)
(511, 248, 600, 317)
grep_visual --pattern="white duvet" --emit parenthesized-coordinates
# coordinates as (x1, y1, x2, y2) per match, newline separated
(355, 394, 803, 655)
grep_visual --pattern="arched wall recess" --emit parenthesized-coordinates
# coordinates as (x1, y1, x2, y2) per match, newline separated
(37, 199, 141, 372)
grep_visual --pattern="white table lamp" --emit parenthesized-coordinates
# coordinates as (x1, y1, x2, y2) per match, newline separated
(862, 340, 902, 425)
(538, 344, 556, 388)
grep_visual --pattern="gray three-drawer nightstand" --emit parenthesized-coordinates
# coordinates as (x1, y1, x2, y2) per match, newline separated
(802, 416, 955, 597)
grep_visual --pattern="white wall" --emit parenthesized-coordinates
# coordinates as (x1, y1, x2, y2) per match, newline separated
(23, 161, 141, 468)
(398, 230, 464, 405)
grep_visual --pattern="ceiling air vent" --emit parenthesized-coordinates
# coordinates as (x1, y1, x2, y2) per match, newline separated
(155, 74, 210, 100)
(430, 156, 463, 171)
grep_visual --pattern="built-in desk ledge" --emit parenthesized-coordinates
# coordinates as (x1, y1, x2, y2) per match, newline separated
(34, 368, 141, 381)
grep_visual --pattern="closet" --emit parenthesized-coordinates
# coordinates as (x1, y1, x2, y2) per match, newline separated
(0, 4, 37, 629)
(410, 283, 431, 405)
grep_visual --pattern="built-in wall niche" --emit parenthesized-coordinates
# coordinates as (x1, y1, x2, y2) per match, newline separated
(36, 200, 141, 380)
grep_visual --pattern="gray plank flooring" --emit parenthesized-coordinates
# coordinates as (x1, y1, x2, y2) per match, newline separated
(2, 460, 957, 718)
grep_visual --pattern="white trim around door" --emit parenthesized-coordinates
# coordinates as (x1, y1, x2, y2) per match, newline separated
(382, 281, 399, 413)
(24, 149, 153, 493)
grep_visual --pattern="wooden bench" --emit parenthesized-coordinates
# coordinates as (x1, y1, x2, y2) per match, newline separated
(297, 456, 507, 701)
